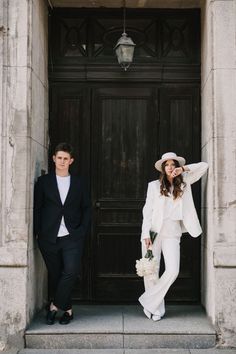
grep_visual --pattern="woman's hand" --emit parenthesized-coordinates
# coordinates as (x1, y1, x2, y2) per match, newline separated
(171, 166, 184, 178)
(144, 238, 152, 249)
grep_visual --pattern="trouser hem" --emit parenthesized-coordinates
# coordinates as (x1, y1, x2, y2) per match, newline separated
(53, 301, 72, 312)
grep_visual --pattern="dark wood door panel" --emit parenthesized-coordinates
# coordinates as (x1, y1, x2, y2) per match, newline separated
(159, 86, 200, 159)
(91, 86, 158, 200)
(91, 86, 158, 301)
(49, 84, 91, 177)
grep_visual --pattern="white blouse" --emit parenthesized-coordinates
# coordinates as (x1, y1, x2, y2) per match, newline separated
(160, 190, 183, 237)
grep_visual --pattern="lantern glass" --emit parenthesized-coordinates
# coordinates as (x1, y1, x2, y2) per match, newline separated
(114, 33, 136, 71)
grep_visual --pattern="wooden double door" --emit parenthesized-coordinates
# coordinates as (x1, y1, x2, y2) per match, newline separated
(50, 82, 201, 303)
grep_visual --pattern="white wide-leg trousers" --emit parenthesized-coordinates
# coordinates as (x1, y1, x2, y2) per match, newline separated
(139, 233, 181, 317)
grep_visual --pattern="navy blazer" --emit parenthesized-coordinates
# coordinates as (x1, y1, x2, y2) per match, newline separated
(33, 172, 91, 243)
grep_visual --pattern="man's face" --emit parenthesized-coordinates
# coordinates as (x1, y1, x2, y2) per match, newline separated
(53, 151, 74, 172)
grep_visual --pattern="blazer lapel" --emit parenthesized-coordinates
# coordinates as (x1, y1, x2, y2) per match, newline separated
(49, 172, 62, 205)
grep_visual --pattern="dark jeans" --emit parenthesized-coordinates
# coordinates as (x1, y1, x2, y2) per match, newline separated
(38, 235, 84, 311)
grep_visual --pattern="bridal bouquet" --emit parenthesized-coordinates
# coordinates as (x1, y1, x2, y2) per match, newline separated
(135, 230, 158, 278)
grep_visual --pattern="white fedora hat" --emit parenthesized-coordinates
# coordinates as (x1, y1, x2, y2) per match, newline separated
(155, 152, 186, 172)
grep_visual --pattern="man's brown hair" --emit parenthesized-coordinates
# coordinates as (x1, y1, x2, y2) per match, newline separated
(54, 142, 74, 158)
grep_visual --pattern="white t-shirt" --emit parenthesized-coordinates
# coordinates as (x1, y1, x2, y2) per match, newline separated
(56, 175, 71, 237)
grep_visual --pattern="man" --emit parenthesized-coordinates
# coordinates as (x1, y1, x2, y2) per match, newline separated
(34, 143, 91, 325)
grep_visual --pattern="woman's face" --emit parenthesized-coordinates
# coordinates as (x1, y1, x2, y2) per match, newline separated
(164, 159, 176, 177)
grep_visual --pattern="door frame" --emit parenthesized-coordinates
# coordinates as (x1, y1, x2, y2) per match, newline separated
(48, 8, 201, 303)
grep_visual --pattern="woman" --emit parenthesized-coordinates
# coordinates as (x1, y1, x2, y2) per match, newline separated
(139, 152, 208, 321)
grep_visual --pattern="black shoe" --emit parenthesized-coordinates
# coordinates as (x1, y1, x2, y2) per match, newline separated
(59, 311, 74, 325)
(46, 310, 57, 325)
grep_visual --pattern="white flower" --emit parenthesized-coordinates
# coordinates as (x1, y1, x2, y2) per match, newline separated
(135, 257, 159, 277)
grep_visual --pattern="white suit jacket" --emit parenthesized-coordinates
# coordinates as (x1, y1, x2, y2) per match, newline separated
(141, 162, 209, 241)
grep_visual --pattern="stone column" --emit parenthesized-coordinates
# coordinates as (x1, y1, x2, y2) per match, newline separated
(201, 0, 236, 347)
(0, 0, 48, 349)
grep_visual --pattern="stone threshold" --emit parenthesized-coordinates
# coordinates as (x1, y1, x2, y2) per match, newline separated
(18, 350, 236, 354)
(25, 305, 216, 349)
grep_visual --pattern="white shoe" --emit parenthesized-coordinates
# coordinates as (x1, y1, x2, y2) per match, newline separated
(143, 308, 152, 319)
(152, 314, 161, 321)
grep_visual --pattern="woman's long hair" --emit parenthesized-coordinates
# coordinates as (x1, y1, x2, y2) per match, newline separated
(160, 160, 186, 199)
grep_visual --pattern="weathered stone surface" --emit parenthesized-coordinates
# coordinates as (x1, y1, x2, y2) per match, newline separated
(214, 246, 236, 267)
(27, 0, 48, 335)
(191, 350, 236, 354)
(26, 247, 47, 324)
(213, 206, 236, 245)
(215, 268, 236, 348)
(26, 0, 49, 330)
(27, 305, 124, 334)
(124, 334, 215, 349)
(19, 350, 123, 354)
(0, 267, 27, 346)
(201, 0, 213, 88)
(123, 305, 215, 334)
(202, 69, 236, 146)
(212, 0, 236, 69)
(0, 0, 48, 349)
(0, 247, 27, 266)
(201, 72, 214, 148)
(201, 241, 215, 322)
(32, 0, 48, 86)
(4, 136, 30, 244)
(25, 305, 215, 349)
(7, 0, 29, 67)
(14, 349, 236, 354)
(26, 334, 123, 349)
(6, 67, 28, 137)
(31, 71, 48, 145)
(214, 70, 236, 139)
(200, 1, 236, 349)
(126, 350, 189, 354)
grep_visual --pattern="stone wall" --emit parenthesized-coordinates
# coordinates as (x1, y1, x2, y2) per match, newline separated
(27, 0, 49, 324)
(201, 0, 236, 347)
(0, 0, 48, 350)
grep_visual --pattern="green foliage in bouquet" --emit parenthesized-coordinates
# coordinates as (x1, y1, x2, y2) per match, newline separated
(144, 230, 158, 260)
(150, 230, 157, 243)
(145, 249, 154, 259)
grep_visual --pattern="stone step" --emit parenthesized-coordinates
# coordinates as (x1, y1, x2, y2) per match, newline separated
(18, 350, 236, 354)
(25, 305, 216, 350)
